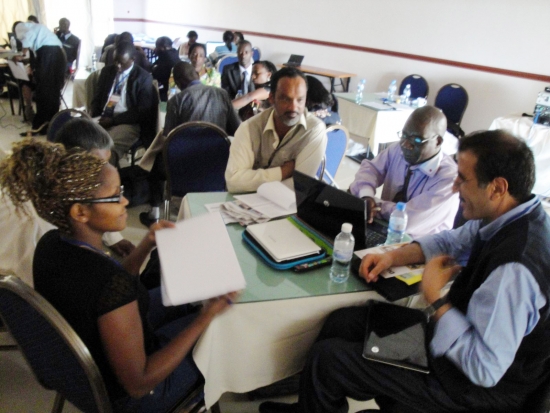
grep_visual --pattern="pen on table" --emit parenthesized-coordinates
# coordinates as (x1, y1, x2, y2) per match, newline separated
(294, 257, 333, 273)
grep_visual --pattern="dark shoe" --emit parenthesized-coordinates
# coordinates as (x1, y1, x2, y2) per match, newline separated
(258, 401, 298, 413)
(139, 211, 158, 228)
(249, 374, 300, 400)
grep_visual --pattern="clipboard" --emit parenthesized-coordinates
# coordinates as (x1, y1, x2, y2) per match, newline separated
(362, 300, 430, 374)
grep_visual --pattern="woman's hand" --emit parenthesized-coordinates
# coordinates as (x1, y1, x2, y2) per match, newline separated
(202, 291, 240, 318)
(145, 220, 175, 246)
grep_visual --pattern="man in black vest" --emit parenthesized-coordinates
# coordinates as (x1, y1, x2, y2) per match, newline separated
(260, 130, 550, 413)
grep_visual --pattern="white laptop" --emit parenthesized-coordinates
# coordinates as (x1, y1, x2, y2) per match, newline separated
(246, 219, 321, 262)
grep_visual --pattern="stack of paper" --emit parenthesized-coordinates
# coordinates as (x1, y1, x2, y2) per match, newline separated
(156, 212, 246, 306)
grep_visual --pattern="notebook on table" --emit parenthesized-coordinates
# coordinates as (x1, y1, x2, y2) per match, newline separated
(293, 171, 387, 250)
(245, 218, 322, 263)
(285, 54, 304, 68)
(362, 300, 430, 374)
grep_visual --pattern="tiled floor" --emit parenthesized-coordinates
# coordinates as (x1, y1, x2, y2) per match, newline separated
(0, 83, 378, 412)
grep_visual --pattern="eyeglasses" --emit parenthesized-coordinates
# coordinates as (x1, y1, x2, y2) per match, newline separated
(77, 186, 124, 204)
(397, 131, 439, 147)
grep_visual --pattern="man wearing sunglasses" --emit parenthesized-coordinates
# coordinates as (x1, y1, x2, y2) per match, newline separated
(350, 105, 459, 238)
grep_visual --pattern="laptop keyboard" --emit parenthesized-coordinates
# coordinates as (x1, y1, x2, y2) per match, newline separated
(365, 230, 387, 248)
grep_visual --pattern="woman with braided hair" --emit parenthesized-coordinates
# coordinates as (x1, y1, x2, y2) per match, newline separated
(0, 139, 236, 412)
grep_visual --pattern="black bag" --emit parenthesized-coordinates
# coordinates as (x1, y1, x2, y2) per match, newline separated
(119, 165, 150, 207)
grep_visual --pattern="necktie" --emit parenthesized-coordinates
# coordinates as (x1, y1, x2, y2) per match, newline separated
(393, 167, 413, 203)
(242, 71, 249, 94)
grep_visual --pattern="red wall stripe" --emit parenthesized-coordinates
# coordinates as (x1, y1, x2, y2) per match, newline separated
(115, 18, 550, 83)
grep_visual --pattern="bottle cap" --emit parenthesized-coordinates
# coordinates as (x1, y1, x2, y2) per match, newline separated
(396, 202, 406, 211)
(341, 223, 353, 233)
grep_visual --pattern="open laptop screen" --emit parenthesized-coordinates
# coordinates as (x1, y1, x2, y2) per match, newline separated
(206, 41, 225, 56)
(286, 54, 304, 67)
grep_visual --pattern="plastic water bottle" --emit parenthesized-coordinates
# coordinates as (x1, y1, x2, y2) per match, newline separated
(355, 78, 366, 104)
(387, 80, 397, 102)
(10, 36, 17, 51)
(235, 89, 243, 99)
(91, 53, 97, 71)
(385, 202, 408, 245)
(330, 223, 355, 283)
(402, 84, 412, 105)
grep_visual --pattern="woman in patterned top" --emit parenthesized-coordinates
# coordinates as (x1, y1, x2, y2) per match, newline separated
(189, 42, 221, 87)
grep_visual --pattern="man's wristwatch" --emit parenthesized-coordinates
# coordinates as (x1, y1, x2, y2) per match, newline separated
(424, 295, 449, 319)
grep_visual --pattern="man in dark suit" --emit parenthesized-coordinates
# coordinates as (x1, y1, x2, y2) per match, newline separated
(91, 41, 156, 158)
(55, 18, 80, 73)
(221, 40, 254, 99)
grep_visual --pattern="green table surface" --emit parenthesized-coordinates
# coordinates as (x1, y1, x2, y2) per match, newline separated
(186, 192, 373, 303)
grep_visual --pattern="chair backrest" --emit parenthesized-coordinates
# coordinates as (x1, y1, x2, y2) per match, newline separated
(399, 74, 429, 100)
(163, 121, 231, 198)
(252, 47, 261, 62)
(0, 274, 112, 413)
(47, 109, 91, 142)
(434, 83, 469, 126)
(321, 125, 349, 187)
(216, 55, 238, 74)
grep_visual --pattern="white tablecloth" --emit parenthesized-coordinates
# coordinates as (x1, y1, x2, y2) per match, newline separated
(193, 291, 379, 408)
(336, 94, 414, 156)
(489, 115, 550, 196)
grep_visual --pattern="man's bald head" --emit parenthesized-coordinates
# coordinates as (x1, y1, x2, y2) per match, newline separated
(173, 61, 199, 90)
(399, 106, 446, 165)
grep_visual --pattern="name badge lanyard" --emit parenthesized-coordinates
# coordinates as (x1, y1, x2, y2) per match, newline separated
(103, 73, 130, 117)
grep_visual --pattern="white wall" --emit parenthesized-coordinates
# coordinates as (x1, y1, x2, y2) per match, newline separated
(113, 0, 550, 133)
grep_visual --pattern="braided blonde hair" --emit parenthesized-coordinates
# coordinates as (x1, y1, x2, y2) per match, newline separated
(0, 139, 106, 234)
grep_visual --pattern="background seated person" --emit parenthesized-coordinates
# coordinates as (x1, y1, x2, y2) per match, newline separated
(209, 30, 236, 63)
(188, 42, 220, 87)
(91, 41, 155, 159)
(177, 30, 197, 56)
(0, 139, 237, 412)
(101, 32, 151, 72)
(139, 61, 241, 226)
(232, 60, 276, 121)
(350, 106, 459, 238)
(221, 40, 254, 100)
(225, 67, 327, 193)
(305, 75, 341, 126)
(233, 31, 245, 46)
(260, 130, 550, 413)
(152, 36, 180, 101)
(54, 18, 80, 74)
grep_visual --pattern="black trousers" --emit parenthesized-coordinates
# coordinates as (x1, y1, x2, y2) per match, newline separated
(148, 153, 166, 207)
(297, 306, 519, 413)
(33, 46, 66, 129)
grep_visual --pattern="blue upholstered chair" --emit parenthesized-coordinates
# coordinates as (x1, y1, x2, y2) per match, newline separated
(398, 74, 429, 100)
(216, 55, 238, 74)
(46, 109, 91, 142)
(0, 274, 206, 413)
(434, 83, 469, 126)
(162, 121, 231, 219)
(252, 47, 261, 62)
(317, 125, 349, 188)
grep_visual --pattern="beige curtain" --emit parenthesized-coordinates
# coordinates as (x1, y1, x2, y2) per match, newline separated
(0, 0, 30, 45)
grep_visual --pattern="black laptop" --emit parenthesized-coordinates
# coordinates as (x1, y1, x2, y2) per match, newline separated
(293, 171, 387, 250)
(285, 54, 304, 68)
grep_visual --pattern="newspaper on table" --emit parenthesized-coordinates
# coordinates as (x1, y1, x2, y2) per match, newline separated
(354, 242, 425, 285)
(220, 181, 297, 226)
